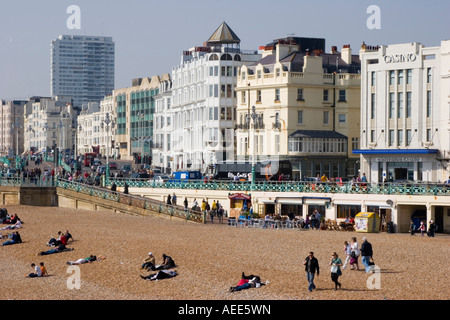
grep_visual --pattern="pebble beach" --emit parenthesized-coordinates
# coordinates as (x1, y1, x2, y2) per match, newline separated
(0, 205, 449, 301)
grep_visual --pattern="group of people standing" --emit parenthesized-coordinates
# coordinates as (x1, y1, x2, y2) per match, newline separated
(304, 236, 375, 292)
(201, 199, 224, 224)
(410, 219, 437, 237)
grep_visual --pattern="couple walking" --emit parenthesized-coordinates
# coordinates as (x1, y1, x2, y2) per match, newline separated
(303, 251, 342, 292)
(304, 238, 375, 292)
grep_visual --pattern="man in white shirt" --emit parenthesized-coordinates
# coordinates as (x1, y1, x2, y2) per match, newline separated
(26, 263, 42, 278)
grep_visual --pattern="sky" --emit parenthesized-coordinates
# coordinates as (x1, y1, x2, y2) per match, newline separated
(0, 0, 449, 100)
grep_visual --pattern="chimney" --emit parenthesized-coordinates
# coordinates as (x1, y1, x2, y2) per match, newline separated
(341, 44, 352, 64)
(331, 46, 338, 54)
(276, 41, 299, 62)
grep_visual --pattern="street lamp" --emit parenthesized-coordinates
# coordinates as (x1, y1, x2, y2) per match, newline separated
(248, 105, 258, 185)
(42, 124, 50, 162)
(101, 113, 115, 184)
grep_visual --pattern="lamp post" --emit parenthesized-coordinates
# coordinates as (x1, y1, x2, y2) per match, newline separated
(102, 113, 114, 184)
(42, 124, 50, 162)
(248, 105, 258, 185)
(57, 121, 64, 166)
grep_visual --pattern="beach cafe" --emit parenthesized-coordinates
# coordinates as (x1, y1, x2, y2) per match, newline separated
(228, 193, 252, 218)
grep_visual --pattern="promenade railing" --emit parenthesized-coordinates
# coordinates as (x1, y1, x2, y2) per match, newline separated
(2, 175, 450, 196)
(55, 179, 204, 223)
(105, 178, 450, 196)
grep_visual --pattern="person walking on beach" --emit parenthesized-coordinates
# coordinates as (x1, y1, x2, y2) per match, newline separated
(342, 240, 352, 270)
(330, 252, 342, 290)
(184, 197, 188, 212)
(360, 237, 374, 273)
(172, 193, 177, 206)
(350, 237, 360, 270)
(304, 251, 320, 292)
(418, 221, 426, 236)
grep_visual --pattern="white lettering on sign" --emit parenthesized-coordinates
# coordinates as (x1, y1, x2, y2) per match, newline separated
(374, 157, 422, 162)
(384, 53, 417, 64)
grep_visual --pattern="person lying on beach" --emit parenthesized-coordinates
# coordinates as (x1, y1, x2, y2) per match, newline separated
(1, 231, 22, 246)
(140, 270, 178, 281)
(0, 219, 22, 230)
(229, 272, 268, 292)
(66, 255, 105, 265)
(38, 244, 73, 256)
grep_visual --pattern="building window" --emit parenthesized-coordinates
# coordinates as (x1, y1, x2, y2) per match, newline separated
(406, 129, 412, 146)
(397, 92, 403, 118)
(257, 70, 261, 79)
(241, 71, 246, 80)
(397, 130, 403, 146)
(427, 68, 432, 83)
(256, 90, 262, 102)
(275, 88, 280, 102)
(389, 93, 395, 119)
(406, 69, 412, 84)
(241, 91, 246, 104)
(275, 135, 280, 153)
(371, 93, 376, 119)
(323, 89, 329, 102)
(398, 70, 404, 85)
(275, 68, 280, 77)
(427, 91, 432, 117)
(351, 137, 359, 150)
(427, 129, 432, 141)
(338, 90, 346, 102)
(297, 110, 303, 124)
(323, 111, 329, 124)
(370, 130, 375, 143)
(338, 114, 346, 123)
(371, 71, 376, 86)
(297, 88, 304, 101)
(389, 71, 395, 86)
(389, 130, 395, 146)
(406, 92, 412, 118)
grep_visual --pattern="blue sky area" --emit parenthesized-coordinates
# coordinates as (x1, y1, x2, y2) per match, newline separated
(1, 0, 449, 100)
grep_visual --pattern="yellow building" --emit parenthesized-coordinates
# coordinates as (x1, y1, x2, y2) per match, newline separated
(235, 38, 361, 180)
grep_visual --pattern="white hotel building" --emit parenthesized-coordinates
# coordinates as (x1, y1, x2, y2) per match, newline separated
(169, 22, 260, 173)
(355, 40, 450, 183)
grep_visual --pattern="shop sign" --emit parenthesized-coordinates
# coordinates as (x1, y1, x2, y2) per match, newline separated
(383, 53, 417, 64)
(374, 157, 422, 162)
(228, 193, 251, 200)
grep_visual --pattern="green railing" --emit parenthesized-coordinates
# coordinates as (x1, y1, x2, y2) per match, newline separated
(55, 179, 204, 223)
(2, 175, 450, 197)
(105, 178, 450, 196)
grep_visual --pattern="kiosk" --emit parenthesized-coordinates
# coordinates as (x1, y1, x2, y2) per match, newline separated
(355, 212, 381, 233)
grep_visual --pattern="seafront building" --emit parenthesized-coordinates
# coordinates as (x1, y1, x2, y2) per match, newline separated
(152, 76, 173, 173)
(76, 94, 116, 158)
(0, 100, 27, 157)
(169, 22, 260, 173)
(235, 38, 361, 180)
(23, 96, 78, 156)
(355, 40, 450, 183)
(113, 75, 166, 161)
(51, 35, 115, 108)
